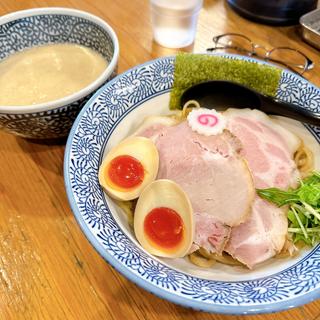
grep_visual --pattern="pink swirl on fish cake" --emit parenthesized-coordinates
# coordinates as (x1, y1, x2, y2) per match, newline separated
(197, 114, 218, 127)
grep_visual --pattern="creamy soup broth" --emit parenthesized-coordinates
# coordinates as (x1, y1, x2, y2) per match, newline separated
(0, 43, 107, 106)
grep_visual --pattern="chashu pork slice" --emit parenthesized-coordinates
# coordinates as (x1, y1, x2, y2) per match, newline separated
(132, 115, 180, 141)
(225, 197, 288, 268)
(150, 121, 255, 253)
(191, 212, 231, 254)
(154, 121, 255, 227)
(224, 108, 301, 268)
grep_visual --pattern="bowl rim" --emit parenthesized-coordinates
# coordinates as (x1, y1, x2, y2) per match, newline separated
(0, 7, 119, 114)
(64, 54, 320, 314)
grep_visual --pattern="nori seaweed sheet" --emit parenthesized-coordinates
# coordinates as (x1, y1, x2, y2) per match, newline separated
(169, 53, 282, 110)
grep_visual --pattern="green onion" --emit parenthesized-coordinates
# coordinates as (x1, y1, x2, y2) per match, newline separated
(257, 171, 320, 245)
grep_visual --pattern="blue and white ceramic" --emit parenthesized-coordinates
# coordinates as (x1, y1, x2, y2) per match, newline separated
(0, 8, 119, 139)
(64, 55, 320, 314)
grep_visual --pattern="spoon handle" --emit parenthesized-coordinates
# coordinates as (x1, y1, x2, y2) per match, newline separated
(260, 95, 320, 126)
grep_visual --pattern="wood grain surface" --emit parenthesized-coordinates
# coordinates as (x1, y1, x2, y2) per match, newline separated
(0, 0, 320, 319)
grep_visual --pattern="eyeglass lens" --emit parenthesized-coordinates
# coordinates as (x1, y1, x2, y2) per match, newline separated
(210, 34, 312, 75)
(214, 34, 254, 55)
(267, 48, 310, 73)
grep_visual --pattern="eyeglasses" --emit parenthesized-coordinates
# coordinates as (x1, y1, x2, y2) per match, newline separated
(206, 33, 314, 75)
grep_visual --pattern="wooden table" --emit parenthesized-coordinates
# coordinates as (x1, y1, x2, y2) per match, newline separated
(1, 1, 319, 319)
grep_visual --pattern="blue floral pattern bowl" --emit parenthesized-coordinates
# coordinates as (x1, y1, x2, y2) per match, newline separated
(64, 55, 320, 314)
(0, 7, 119, 139)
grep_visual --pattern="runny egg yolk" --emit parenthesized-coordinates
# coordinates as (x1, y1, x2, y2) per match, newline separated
(144, 207, 184, 249)
(108, 155, 144, 189)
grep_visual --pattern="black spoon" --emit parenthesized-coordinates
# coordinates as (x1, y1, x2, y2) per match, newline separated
(180, 80, 320, 126)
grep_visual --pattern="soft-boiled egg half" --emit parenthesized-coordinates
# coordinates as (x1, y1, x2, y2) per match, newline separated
(99, 136, 159, 201)
(134, 179, 194, 258)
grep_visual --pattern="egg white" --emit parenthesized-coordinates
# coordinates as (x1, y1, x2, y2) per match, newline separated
(99, 136, 159, 201)
(134, 179, 194, 258)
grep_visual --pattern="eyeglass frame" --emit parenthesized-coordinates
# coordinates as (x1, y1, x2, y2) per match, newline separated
(206, 33, 314, 75)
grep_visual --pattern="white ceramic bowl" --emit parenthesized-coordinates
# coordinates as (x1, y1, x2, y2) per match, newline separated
(65, 54, 320, 314)
(0, 7, 119, 139)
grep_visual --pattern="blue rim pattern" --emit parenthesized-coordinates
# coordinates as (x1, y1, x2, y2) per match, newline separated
(0, 14, 114, 59)
(64, 55, 320, 314)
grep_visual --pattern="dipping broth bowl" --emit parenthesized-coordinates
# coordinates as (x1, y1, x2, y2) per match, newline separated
(0, 7, 119, 139)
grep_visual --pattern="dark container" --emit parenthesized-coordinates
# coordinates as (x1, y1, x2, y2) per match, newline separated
(227, 0, 318, 25)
